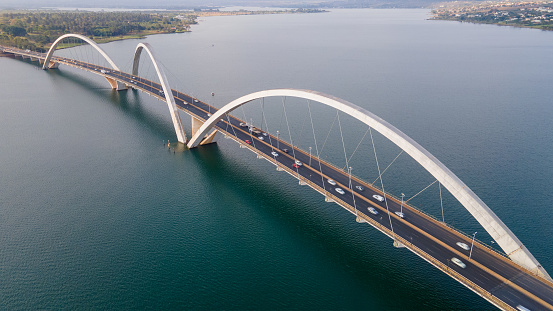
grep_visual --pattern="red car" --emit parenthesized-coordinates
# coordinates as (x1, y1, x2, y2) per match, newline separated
(245, 140, 252, 144)
(293, 163, 300, 169)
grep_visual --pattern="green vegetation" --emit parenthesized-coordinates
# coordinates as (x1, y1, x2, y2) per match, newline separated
(0, 9, 327, 52)
(432, 1, 553, 31)
(0, 11, 197, 52)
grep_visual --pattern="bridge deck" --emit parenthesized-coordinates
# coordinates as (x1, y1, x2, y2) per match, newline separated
(2, 45, 552, 311)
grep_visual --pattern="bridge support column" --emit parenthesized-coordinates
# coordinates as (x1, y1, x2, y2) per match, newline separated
(105, 77, 127, 91)
(191, 116, 218, 146)
(46, 61, 59, 69)
(393, 240, 405, 248)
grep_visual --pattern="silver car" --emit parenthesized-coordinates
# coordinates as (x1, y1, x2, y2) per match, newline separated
(368, 207, 378, 215)
(372, 194, 384, 202)
(451, 257, 466, 268)
(335, 188, 345, 195)
(327, 179, 337, 186)
(456, 242, 470, 251)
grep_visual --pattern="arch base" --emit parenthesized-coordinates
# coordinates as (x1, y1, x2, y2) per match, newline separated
(105, 77, 127, 91)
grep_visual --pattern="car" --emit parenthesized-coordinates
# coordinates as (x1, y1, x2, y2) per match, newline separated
(327, 179, 337, 186)
(293, 163, 300, 169)
(194, 99, 199, 103)
(207, 113, 212, 117)
(132, 76, 136, 79)
(335, 188, 345, 195)
(395, 211, 404, 218)
(271, 151, 279, 157)
(282, 148, 289, 153)
(516, 305, 531, 311)
(258, 136, 264, 141)
(368, 207, 378, 215)
(240, 122, 247, 127)
(245, 140, 252, 144)
(372, 194, 384, 202)
(355, 185, 364, 191)
(294, 160, 303, 166)
(262, 132, 268, 136)
(456, 242, 470, 251)
(451, 257, 466, 268)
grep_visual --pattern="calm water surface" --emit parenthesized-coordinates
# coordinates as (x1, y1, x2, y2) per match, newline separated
(1, 9, 552, 310)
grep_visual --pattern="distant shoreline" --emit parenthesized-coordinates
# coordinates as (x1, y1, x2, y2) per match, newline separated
(430, 0, 553, 32)
(0, 8, 326, 51)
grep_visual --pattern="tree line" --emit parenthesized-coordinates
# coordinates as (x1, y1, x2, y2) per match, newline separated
(0, 11, 197, 52)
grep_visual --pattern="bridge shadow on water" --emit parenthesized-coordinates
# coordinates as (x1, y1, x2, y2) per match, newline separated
(188, 144, 481, 310)
(41, 65, 176, 138)
(12, 56, 484, 310)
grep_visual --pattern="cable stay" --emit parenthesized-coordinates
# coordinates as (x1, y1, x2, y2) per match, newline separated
(369, 126, 396, 238)
(439, 182, 445, 223)
(307, 100, 327, 193)
(342, 127, 370, 171)
(282, 97, 300, 178)
(371, 150, 404, 186)
(336, 111, 350, 171)
(318, 110, 339, 158)
(405, 179, 438, 203)
(295, 101, 311, 151)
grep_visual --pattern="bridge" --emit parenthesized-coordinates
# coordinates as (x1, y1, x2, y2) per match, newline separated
(2, 35, 553, 311)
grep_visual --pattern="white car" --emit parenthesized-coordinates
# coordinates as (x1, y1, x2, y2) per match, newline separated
(258, 136, 264, 141)
(355, 185, 364, 191)
(335, 188, 345, 195)
(327, 179, 337, 186)
(516, 305, 531, 311)
(271, 151, 279, 157)
(294, 160, 303, 166)
(194, 99, 199, 103)
(262, 132, 268, 136)
(395, 211, 404, 218)
(368, 207, 378, 215)
(372, 194, 384, 202)
(240, 122, 247, 127)
(456, 242, 470, 251)
(451, 257, 466, 268)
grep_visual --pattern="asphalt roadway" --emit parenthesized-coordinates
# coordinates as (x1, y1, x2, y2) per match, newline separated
(3, 46, 553, 311)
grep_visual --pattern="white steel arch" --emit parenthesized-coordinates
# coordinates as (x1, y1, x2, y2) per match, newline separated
(132, 43, 186, 143)
(42, 34, 120, 71)
(188, 88, 550, 280)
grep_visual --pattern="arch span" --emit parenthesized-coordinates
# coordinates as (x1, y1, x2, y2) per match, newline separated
(132, 43, 186, 143)
(188, 88, 550, 280)
(42, 34, 120, 71)
(42, 34, 125, 90)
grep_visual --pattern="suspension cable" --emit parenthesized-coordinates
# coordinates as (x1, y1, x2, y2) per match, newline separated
(406, 179, 438, 203)
(439, 182, 445, 223)
(342, 127, 370, 170)
(371, 150, 404, 185)
(282, 97, 300, 178)
(307, 100, 327, 193)
(319, 110, 339, 157)
(337, 110, 350, 171)
(369, 126, 395, 238)
(260, 98, 276, 153)
(295, 101, 311, 150)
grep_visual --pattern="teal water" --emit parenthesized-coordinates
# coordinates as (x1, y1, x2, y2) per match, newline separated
(1, 9, 553, 310)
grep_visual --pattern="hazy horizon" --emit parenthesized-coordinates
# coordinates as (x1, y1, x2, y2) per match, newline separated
(0, 0, 458, 10)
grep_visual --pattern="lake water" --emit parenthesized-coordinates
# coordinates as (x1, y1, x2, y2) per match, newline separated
(1, 9, 552, 310)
